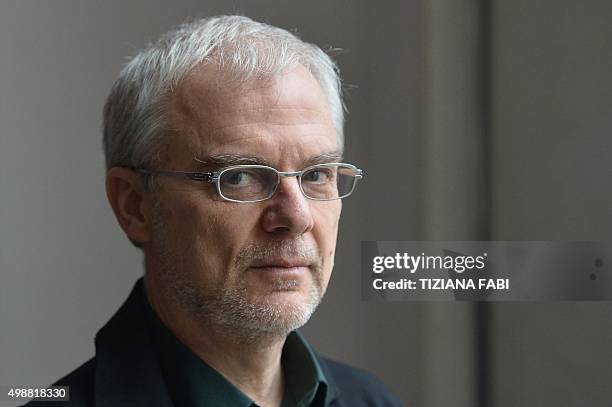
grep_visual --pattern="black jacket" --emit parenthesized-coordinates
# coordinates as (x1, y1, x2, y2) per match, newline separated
(26, 280, 403, 407)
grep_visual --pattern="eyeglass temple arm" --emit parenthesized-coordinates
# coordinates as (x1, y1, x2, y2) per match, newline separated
(135, 169, 214, 183)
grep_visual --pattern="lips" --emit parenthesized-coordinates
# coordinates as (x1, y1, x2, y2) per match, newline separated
(248, 260, 312, 275)
(250, 267, 310, 278)
(249, 259, 311, 269)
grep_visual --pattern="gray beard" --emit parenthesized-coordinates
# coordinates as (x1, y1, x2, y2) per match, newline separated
(176, 274, 322, 346)
(150, 203, 324, 345)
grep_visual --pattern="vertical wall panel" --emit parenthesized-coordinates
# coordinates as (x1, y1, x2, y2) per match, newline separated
(490, 1, 612, 406)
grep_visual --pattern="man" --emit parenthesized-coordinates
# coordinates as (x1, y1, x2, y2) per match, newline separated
(30, 15, 401, 407)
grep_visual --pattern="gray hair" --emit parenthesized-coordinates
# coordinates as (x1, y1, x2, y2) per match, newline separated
(103, 15, 345, 170)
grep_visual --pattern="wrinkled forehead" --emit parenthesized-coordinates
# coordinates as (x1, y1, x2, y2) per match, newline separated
(168, 63, 332, 126)
(162, 63, 338, 165)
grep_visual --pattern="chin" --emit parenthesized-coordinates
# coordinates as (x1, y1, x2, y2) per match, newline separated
(183, 276, 323, 342)
(252, 304, 315, 335)
(220, 289, 321, 338)
(254, 288, 319, 316)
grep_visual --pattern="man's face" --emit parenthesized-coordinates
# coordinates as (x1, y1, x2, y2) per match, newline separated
(147, 64, 341, 339)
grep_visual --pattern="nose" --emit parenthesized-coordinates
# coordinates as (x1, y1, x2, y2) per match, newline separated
(260, 176, 314, 236)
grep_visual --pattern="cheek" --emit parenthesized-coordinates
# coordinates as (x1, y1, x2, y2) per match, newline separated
(180, 199, 263, 262)
(161, 197, 239, 274)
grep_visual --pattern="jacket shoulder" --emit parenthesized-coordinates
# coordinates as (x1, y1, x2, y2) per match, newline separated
(22, 357, 95, 407)
(319, 357, 404, 406)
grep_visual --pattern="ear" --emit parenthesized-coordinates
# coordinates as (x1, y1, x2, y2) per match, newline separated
(106, 167, 153, 245)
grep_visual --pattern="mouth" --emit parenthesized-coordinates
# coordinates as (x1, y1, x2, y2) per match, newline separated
(250, 265, 310, 273)
(248, 260, 312, 274)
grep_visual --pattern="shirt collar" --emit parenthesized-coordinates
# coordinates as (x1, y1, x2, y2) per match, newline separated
(281, 330, 329, 406)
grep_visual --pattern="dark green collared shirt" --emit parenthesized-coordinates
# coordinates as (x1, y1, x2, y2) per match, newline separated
(142, 290, 329, 407)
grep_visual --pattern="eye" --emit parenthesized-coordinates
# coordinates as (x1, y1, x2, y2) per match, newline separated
(302, 167, 333, 183)
(224, 170, 258, 186)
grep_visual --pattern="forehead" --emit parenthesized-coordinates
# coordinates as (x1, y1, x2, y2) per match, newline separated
(163, 63, 338, 168)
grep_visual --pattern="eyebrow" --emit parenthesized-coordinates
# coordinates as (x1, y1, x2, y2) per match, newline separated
(193, 154, 272, 167)
(193, 150, 344, 169)
(303, 151, 344, 166)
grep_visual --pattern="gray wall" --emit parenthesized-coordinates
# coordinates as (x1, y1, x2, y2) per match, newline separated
(490, 1, 612, 406)
(1, 1, 611, 406)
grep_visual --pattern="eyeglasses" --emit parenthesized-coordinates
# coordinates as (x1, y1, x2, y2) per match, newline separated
(136, 163, 363, 203)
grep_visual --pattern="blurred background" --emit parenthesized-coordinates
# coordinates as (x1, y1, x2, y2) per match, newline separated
(1, 0, 611, 406)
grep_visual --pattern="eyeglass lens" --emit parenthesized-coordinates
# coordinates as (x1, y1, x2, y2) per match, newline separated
(218, 164, 358, 202)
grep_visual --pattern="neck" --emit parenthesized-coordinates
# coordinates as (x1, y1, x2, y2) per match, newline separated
(144, 276, 287, 407)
